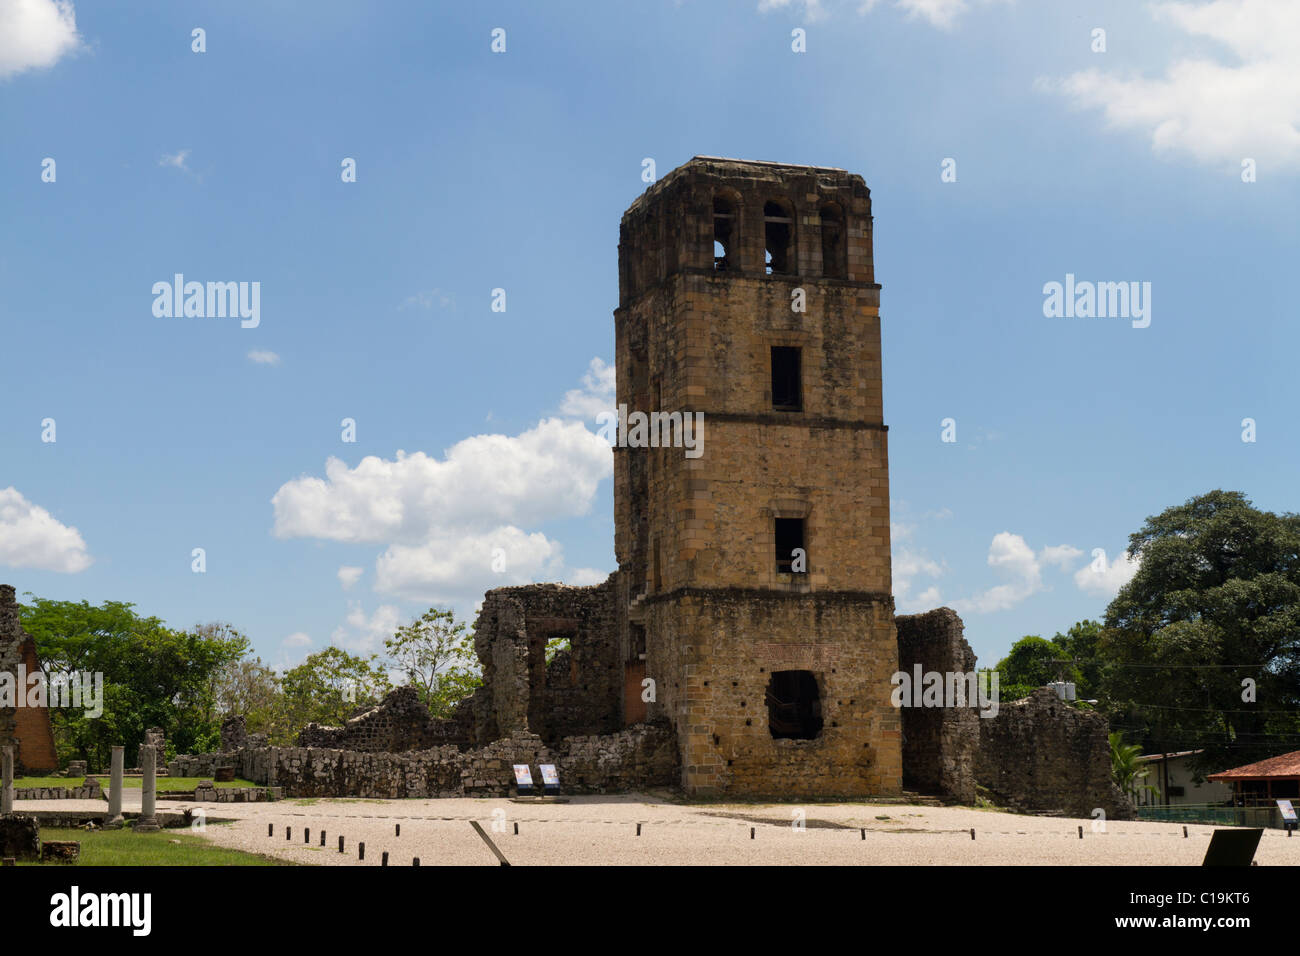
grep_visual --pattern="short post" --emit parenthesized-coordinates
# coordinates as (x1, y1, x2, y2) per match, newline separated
(970, 828, 975, 840)
(750, 827, 755, 840)
(339, 835, 345, 853)
(359, 841, 365, 861)
(1183, 826, 1188, 839)
(1078, 825, 1083, 839)
(860, 828, 865, 840)
(286, 826, 291, 840)
(395, 823, 400, 837)
(513, 821, 519, 835)
(106, 746, 125, 828)
(636, 823, 641, 837)
(135, 744, 160, 832)
(382, 851, 389, 866)
(413, 857, 420, 866)
(304, 828, 310, 844)
(320, 830, 326, 847)
(267, 823, 273, 837)
(0, 746, 14, 815)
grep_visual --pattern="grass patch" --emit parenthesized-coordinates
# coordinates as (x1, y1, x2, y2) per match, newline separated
(17, 827, 293, 866)
(15, 776, 258, 790)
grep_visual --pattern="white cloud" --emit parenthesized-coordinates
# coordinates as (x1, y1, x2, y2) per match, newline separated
(1040, 544, 1084, 570)
(1074, 549, 1140, 598)
(271, 418, 611, 544)
(247, 349, 280, 366)
(891, 520, 945, 613)
(331, 602, 403, 654)
(0, 0, 80, 80)
(159, 149, 191, 172)
(0, 487, 91, 573)
(1046, 0, 1300, 170)
(282, 631, 312, 648)
(337, 565, 364, 589)
(568, 567, 611, 587)
(375, 526, 563, 602)
(559, 357, 616, 420)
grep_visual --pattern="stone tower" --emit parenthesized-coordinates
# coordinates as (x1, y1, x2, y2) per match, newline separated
(613, 157, 902, 797)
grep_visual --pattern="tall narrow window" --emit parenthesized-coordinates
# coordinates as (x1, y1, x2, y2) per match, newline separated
(764, 201, 794, 275)
(775, 517, 805, 573)
(820, 202, 845, 278)
(771, 346, 802, 411)
(713, 196, 735, 272)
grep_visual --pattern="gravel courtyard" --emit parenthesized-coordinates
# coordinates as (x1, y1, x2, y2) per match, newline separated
(30, 793, 1292, 866)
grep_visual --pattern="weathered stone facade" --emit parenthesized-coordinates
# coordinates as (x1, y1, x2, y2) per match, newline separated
(895, 607, 979, 804)
(614, 158, 898, 797)
(0, 813, 40, 861)
(0, 584, 58, 773)
(470, 581, 621, 745)
(297, 686, 472, 752)
(219, 720, 677, 799)
(977, 687, 1136, 819)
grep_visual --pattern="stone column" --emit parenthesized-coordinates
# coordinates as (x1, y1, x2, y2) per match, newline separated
(135, 744, 160, 832)
(1, 745, 13, 814)
(106, 745, 125, 828)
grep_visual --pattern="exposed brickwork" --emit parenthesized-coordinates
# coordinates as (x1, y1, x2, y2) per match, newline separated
(977, 687, 1136, 820)
(0, 584, 58, 773)
(895, 607, 980, 804)
(297, 686, 471, 752)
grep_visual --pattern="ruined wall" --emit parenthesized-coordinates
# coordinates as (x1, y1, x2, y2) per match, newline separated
(297, 686, 472, 752)
(472, 581, 622, 745)
(977, 686, 1136, 820)
(223, 721, 677, 799)
(895, 607, 979, 804)
(0, 584, 58, 773)
(645, 591, 901, 798)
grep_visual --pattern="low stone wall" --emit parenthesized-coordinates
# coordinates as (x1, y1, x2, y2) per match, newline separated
(15, 778, 103, 800)
(297, 686, 472, 752)
(977, 687, 1135, 820)
(164, 785, 279, 803)
(169, 753, 238, 778)
(181, 720, 678, 799)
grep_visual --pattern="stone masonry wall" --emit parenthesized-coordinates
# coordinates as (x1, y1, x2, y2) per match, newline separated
(297, 686, 472, 752)
(977, 686, 1136, 820)
(895, 607, 979, 804)
(222, 720, 677, 798)
(0, 584, 59, 773)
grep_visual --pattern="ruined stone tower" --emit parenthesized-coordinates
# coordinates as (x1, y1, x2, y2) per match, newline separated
(613, 157, 902, 797)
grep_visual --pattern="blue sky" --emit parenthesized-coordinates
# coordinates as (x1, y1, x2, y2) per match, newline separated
(2, 0, 1298, 670)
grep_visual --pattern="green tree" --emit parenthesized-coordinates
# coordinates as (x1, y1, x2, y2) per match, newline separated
(19, 597, 247, 768)
(993, 635, 1081, 701)
(275, 646, 392, 741)
(1109, 731, 1156, 802)
(1101, 490, 1300, 772)
(1050, 619, 1105, 700)
(384, 608, 481, 719)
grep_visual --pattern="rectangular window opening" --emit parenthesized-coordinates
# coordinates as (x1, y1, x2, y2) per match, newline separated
(771, 346, 802, 411)
(775, 517, 805, 573)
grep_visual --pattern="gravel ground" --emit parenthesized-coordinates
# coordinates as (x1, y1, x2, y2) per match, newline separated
(24, 794, 1295, 866)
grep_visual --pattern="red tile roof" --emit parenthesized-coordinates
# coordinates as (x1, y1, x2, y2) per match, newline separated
(1207, 750, 1300, 781)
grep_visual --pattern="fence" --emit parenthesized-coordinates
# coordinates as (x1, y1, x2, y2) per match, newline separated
(1137, 803, 1287, 829)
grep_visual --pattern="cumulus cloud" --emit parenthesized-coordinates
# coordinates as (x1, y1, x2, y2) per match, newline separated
(559, 357, 616, 420)
(375, 526, 563, 603)
(282, 631, 311, 648)
(0, 487, 92, 572)
(247, 350, 280, 366)
(1074, 549, 1140, 598)
(1040, 544, 1084, 570)
(271, 418, 612, 544)
(0, 0, 81, 80)
(272, 364, 616, 604)
(1045, 0, 1300, 170)
(159, 149, 191, 172)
